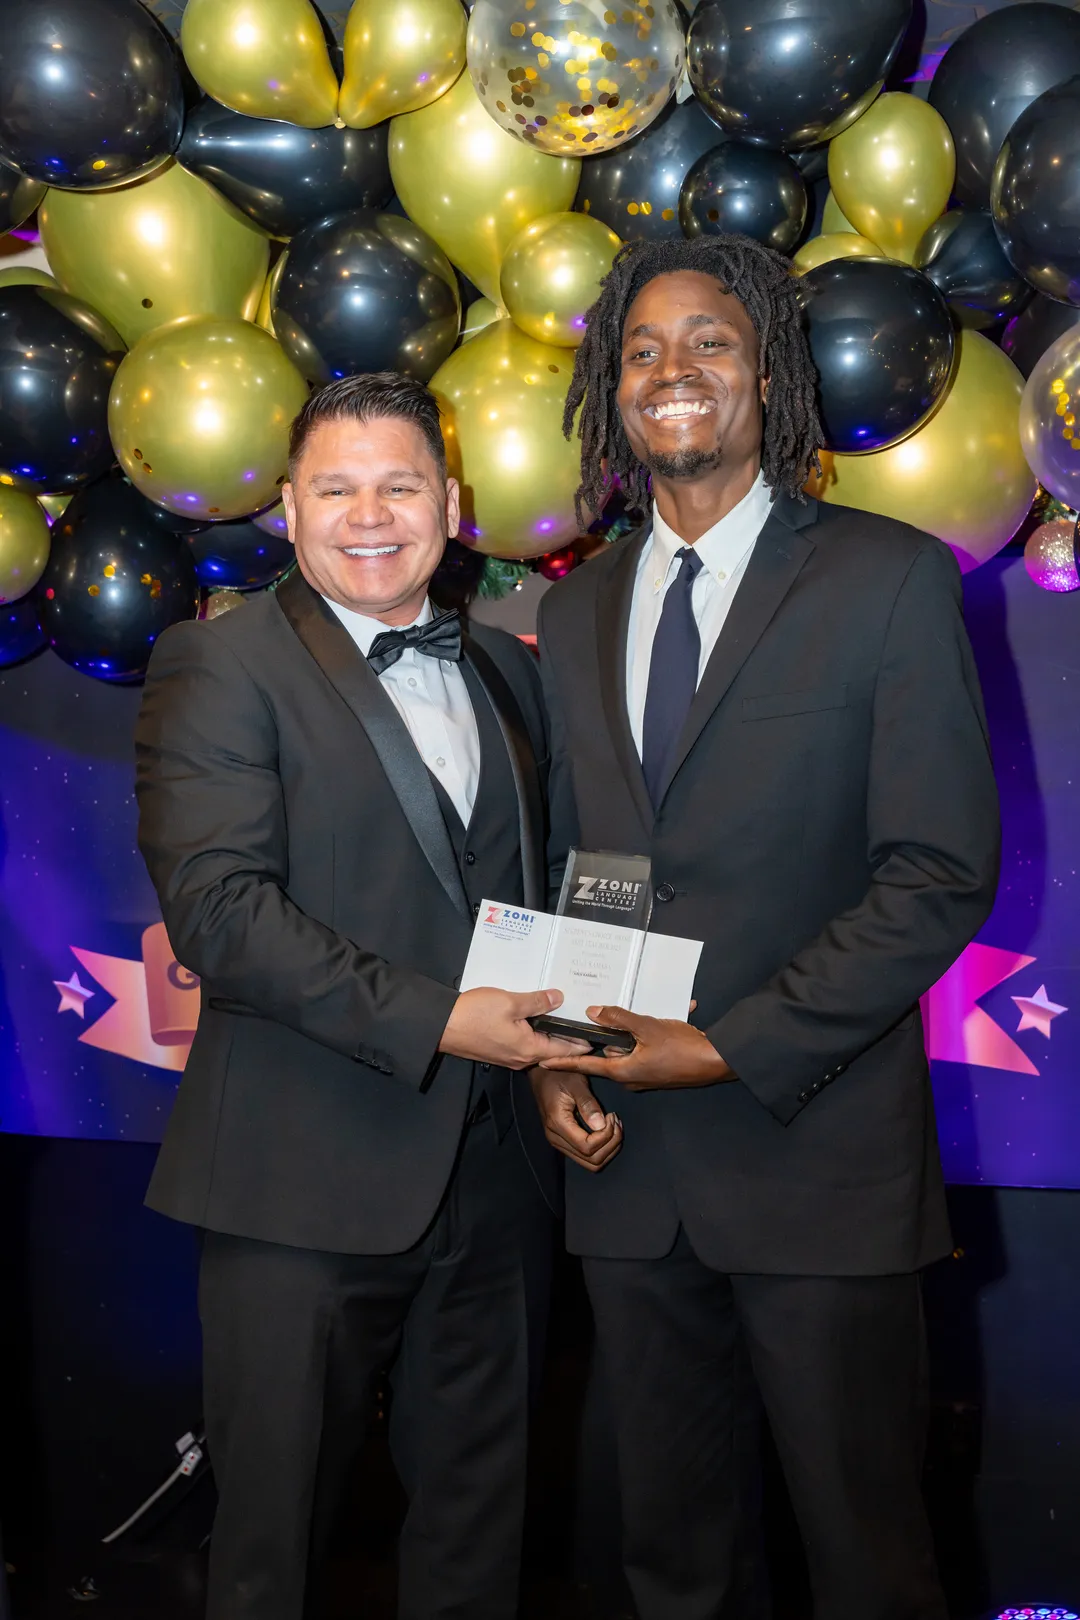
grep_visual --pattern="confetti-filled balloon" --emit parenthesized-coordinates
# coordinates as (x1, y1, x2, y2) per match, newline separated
(0, 590, 46, 668)
(109, 317, 309, 522)
(0, 485, 50, 604)
(914, 209, 1031, 332)
(431, 320, 581, 558)
(679, 144, 806, 252)
(201, 588, 248, 620)
(467, 0, 684, 158)
(39, 472, 199, 682)
(181, 0, 339, 128)
(1019, 327, 1080, 511)
(828, 92, 954, 265)
(1024, 520, 1080, 593)
(500, 211, 620, 346)
(575, 95, 723, 240)
(1003, 296, 1080, 383)
(340, 0, 468, 128)
(187, 516, 295, 591)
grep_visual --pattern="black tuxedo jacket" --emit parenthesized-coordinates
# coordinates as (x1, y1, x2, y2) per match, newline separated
(135, 569, 554, 1255)
(539, 494, 1000, 1275)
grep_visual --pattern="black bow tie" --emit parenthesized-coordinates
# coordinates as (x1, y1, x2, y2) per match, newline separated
(366, 609, 462, 677)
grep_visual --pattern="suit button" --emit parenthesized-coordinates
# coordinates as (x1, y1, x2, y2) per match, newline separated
(797, 1090, 810, 1104)
(655, 882, 675, 903)
(472, 902, 480, 918)
(464, 851, 476, 865)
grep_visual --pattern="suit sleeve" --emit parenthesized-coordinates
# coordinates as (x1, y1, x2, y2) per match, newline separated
(134, 621, 458, 1087)
(708, 540, 1001, 1125)
(537, 592, 581, 908)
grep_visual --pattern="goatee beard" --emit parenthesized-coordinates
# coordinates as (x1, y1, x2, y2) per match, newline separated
(644, 445, 725, 481)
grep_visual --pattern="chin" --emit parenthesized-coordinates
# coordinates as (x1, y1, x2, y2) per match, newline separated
(645, 444, 726, 480)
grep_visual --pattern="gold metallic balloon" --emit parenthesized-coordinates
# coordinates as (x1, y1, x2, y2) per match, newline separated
(500, 210, 620, 346)
(0, 485, 50, 604)
(820, 190, 858, 236)
(181, 0, 340, 128)
(257, 252, 287, 336)
(0, 266, 58, 290)
(792, 232, 884, 275)
(389, 69, 580, 301)
(40, 162, 270, 349)
(340, 0, 467, 128)
(461, 295, 505, 342)
(203, 588, 248, 619)
(807, 330, 1035, 572)
(109, 317, 310, 523)
(466, 0, 685, 158)
(38, 493, 72, 523)
(431, 319, 581, 557)
(828, 92, 955, 265)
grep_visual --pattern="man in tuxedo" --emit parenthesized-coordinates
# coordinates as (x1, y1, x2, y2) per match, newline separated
(533, 236, 1001, 1618)
(135, 372, 583, 1620)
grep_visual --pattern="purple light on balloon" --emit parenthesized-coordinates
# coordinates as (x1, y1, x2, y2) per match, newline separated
(535, 518, 554, 534)
(418, 72, 430, 84)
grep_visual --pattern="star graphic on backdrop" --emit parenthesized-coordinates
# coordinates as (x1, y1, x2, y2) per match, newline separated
(53, 971, 95, 1019)
(1012, 984, 1068, 1039)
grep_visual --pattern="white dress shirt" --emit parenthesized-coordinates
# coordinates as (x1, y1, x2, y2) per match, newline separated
(626, 470, 774, 756)
(325, 595, 481, 827)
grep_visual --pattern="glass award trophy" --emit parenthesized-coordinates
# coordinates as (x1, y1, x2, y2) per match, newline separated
(530, 849, 654, 1052)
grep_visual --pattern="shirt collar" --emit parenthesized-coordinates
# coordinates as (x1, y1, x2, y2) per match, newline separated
(647, 470, 774, 589)
(323, 594, 433, 657)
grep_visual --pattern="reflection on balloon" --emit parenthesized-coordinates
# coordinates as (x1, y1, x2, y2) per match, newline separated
(40, 161, 270, 349)
(928, 4, 1080, 209)
(800, 259, 955, 454)
(0, 590, 46, 668)
(253, 502, 289, 539)
(257, 253, 287, 337)
(679, 144, 806, 252)
(1019, 326, 1080, 510)
(991, 78, 1080, 306)
(109, 317, 309, 522)
(0, 486, 50, 604)
(828, 93, 954, 264)
(340, 0, 467, 128)
(0, 0, 183, 189)
(40, 473, 199, 682)
(181, 0, 339, 128)
(914, 210, 1030, 331)
(500, 212, 620, 347)
(178, 101, 393, 240)
(1003, 295, 1080, 382)
(431, 320, 581, 558)
(0, 285, 122, 495)
(686, 0, 909, 150)
(461, 297, 505, 342)
(0, 166, 44, 235)
(389, 69, 580, 301)
(187, 517, 295, 591)
(576, 97, 723, 243)
(1024, 520, 1080, 593)
(467, 0, 684, 158)
(792, 232, 882, 275)
(808, 330, 1035, 572)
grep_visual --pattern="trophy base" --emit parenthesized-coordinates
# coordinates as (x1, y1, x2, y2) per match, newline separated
(529, 1013, 636, 1053)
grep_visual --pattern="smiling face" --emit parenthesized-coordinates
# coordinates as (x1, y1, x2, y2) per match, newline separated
(616, 269, 767, 483)
(282, 414, 459, 625)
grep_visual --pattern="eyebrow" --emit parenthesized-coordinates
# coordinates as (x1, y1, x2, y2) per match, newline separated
(625, 313, 739, 340)
(309, 468, 427, 484)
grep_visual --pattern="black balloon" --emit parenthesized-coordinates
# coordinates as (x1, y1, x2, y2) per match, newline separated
(991, 75, 1080, 306)
(800, 259, 956, 455)
(686, 0, 911, 150)
(791, 145, 829, 186)
(274, 209, 461, 385)
(187, 517, 295, 591)
(1002, 293, 1080, 381)
(914, 210, 1031, 331)
(39, 473, 198, 682)
(679, 144, 806, 251)
(0, 285, 123, 494)
(0, 590, 45, 668)
(0, 160, 43, 234)
(575, 95, 725, 241)
(0, 0, 184, 189)
(177, 99, 393, 240)
(929, 4, 1080, 210)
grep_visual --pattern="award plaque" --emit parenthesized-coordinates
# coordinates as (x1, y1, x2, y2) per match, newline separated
(530, 849, 653, 1053)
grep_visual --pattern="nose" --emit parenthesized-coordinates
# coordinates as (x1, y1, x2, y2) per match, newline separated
(346, 487, 392, 530)
(652, 348, 704, 387)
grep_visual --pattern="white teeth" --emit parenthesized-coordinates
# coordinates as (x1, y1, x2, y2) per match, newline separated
(344, 545, 401, 556)
(648, 400, 714, 419)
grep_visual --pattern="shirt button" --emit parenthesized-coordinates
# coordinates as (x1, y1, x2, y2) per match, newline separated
(655, 882, 675, 903)
(717, 569, 728, 583)
(464, 851, 476, 866)
(408, 677, 418, 688)
(436, 756, 446, 767)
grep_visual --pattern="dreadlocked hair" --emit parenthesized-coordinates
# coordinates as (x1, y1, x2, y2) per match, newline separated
(563, 233, 823, 527)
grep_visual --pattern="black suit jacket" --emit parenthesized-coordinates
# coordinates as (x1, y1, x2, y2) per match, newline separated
(135, 569, 554, 1255)
(539, 494, 1000, 1274)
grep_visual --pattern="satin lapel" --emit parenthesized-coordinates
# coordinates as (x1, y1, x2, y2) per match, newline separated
(274, 570, 470, 921)
(462, 634, 546, 911)
(595, 525, 654, 834)
(659, 496, 819, 801)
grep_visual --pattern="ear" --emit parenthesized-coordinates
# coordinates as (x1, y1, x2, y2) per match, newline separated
(281, 482, 297, 545)
(445, 475, 461, 540)
(760, 374, 770, 408)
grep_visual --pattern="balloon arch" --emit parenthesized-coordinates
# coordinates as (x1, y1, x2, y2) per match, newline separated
(1, 0, 1079, 681)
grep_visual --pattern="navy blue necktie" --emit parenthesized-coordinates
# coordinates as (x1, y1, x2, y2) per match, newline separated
(641, 546, 704, 807)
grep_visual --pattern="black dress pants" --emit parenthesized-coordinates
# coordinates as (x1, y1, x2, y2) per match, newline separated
(584, 1229, 947, 1620)
(198, 1121, 550, 1620)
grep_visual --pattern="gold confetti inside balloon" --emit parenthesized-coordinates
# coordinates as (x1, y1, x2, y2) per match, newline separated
(500, 210, 620, 345)
(0, 485, 50, 604)
(461, 296, 506, 342)
(430, 319, 581, 557)
(1018, 327, 1080, 511)
(40, 162, 270, 349)
(1024, 519, 1080, 592)
(109, 317, 309, 523)
(181, 0, 340, 128)
(467, 0, 684, 157)
(792, 232, 884, 275)
(807, 330, 1035, 573)
(390, 70, 580, 301)
(340, 0, 467, 128)
(828, 92, 955, 264)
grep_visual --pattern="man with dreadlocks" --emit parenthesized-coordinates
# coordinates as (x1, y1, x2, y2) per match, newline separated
(533, 235, 999, 1618)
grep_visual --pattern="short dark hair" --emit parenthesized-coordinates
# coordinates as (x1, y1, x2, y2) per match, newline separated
(564, 234, 823, 524)
(287, 371, 447, 482)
